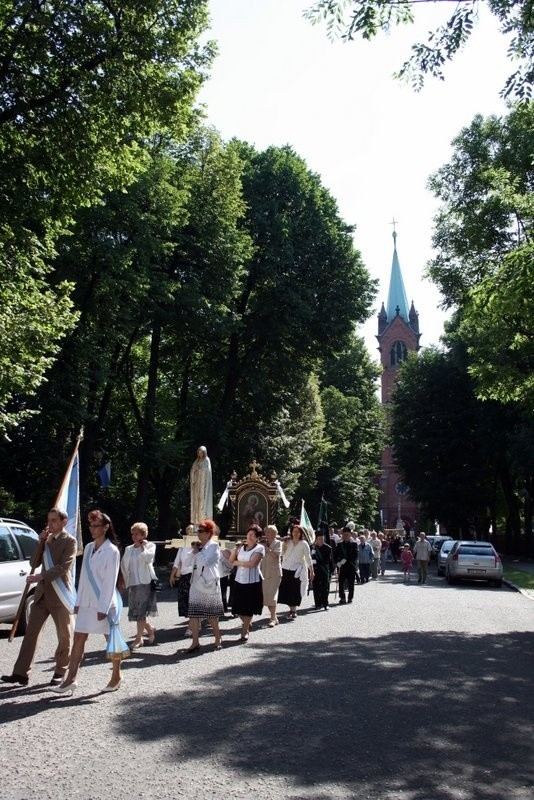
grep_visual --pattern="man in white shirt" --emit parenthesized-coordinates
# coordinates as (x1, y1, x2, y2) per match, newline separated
(369, 531, 382, 579)
(413, 532, 432, 584)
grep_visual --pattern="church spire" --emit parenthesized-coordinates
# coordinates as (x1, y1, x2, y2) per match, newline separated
(386, 227, 410, 323)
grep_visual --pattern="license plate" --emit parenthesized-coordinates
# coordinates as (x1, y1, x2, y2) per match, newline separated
(467, 568, 486, 574)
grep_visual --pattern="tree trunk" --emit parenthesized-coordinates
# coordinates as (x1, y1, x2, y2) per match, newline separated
(133, 318, 161, 520)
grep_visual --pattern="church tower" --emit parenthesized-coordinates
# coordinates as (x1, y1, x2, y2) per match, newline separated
(377, 229, 421, 532)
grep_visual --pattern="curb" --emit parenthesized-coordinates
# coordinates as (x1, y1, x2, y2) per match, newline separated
(503, 578, 534, 601)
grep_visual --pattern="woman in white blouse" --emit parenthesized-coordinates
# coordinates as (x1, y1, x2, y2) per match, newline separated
(120, 522, 157, 649)
(229, 524, 265, 641)
(278, 524, 314, 620)
(185, 520, 224, 653)
(51, 509, 129, 695)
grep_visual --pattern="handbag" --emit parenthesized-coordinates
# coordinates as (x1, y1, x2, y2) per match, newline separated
(149, 563, 162, 592)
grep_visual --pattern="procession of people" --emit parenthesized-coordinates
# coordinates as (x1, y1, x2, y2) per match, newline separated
(1, 444, 426, 695)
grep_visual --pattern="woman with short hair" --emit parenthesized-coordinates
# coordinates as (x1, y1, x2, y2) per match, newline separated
(229, 525, 265, 641)
(120, 522, 157, 649)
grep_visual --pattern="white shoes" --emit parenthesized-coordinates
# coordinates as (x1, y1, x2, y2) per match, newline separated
(101, 680, 121, 693)
(49, 681, 77, 696)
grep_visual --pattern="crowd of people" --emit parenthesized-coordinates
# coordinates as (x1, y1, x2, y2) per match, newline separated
(1, 509, 434, 694)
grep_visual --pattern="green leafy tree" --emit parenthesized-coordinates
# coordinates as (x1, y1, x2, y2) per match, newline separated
(316, 336, 384, 525)
(305, 0, 534, 98)
(456, 246, 534, 412)
(390, 342, 533, 551)
(0, 137, 378, 536)
(257, 374, 329, 502)
(0, 0, 212, 436)
(391, 348, 498, 535)
(428, 103, 534, 411)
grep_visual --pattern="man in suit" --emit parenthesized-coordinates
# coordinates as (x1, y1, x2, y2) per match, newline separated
(311, 531, 333, 610)
(335, 527, 359, 604)
(1, 507, 76, 687)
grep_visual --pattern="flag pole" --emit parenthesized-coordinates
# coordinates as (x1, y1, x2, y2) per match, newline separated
(55, 427, 84, 506)
(55, 427, 84, 555)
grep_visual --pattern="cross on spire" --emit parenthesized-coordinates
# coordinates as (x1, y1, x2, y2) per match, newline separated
(390, 217, 399, 245)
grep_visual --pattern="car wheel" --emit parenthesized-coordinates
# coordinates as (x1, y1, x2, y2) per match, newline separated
(493, 579, 502, 588)
(437, 567, 443, 576)
(446, 571, 456, 585)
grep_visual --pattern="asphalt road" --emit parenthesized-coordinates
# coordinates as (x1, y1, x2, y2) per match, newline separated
(1, 565, 533, 800)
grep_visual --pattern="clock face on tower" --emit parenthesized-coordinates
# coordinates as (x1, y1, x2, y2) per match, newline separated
(395, 481, 409, 496)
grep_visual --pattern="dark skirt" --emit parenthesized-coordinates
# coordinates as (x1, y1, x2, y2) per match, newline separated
(177, 573, 192, 617)
(127, 583, 158, 621)
(278, 568, 303, 607)
(232, 580, 263, 617)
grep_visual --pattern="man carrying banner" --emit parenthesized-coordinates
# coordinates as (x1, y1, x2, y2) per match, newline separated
(1, 508, 76, 687)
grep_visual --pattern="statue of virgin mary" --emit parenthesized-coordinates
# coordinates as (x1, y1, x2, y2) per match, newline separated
(190, 445, 213, 525)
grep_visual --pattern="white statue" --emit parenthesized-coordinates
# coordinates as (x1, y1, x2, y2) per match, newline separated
(190, 445, 213, 525)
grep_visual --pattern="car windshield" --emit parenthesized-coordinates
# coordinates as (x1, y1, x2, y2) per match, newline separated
(458, 545, 494, 556)
(0, 527, 20, 562)
(10, 526, 39, 559)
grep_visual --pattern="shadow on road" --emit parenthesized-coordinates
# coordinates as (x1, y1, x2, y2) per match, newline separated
(113, 629, 534, 799)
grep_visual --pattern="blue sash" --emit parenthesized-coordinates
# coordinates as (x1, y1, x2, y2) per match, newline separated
(43, 542, 77, 613)
(84, 546, 130, 659)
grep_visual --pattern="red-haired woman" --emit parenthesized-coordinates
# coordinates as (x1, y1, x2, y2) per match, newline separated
(185, 520, 224, 653)
(278, 524, 314, 620)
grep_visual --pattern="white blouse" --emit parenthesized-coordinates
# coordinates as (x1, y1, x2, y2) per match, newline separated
(235, 543, 265, 585)
(172, 547, 195, 575)
(121, 541, 156, 587)
(282, 539, 313, 571)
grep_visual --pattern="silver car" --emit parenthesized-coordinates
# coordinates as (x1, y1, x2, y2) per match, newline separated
(445, 540, 503, 587)
(436, 538, 456, 576)
(0, 518, 40, 633)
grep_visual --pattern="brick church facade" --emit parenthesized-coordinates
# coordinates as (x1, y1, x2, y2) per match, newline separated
(376, 231, 421, 533)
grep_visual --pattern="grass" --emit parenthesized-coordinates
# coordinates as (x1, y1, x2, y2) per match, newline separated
(503, 566, 534, 591)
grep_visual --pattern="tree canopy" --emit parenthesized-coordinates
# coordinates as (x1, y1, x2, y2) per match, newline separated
(0, 0, 212, 437)
(0, 130, 381, 534)
(305, 0, 534, 98)
(428, 102, 534, 413)
(387, 101, 533, 549)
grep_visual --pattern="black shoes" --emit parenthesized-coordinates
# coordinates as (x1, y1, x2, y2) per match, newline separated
(1, 673, 28, 686)
(50, 673, 64, 686)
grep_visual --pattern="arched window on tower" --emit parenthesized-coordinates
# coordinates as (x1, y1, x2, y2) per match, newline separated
(390, 340, 408, 366)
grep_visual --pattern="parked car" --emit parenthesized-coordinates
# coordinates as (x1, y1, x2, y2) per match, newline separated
(0, 518, 41, 634)
(436, 538, 456, 575)
(445, 540, 503, 587)
(426, 535, 453, 560)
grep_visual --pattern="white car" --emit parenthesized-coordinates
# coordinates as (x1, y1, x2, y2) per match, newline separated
(0, 518, 40, 633)
(437, 539, 456, 576)
(445, 540, 503, 587)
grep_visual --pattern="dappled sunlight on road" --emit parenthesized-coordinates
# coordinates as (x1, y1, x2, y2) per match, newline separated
(115, 629, 534, 800)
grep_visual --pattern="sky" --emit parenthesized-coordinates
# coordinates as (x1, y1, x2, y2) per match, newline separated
(197, 0, 511, 360)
